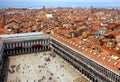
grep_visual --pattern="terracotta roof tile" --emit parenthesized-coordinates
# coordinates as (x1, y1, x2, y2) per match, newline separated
(52, 34, 120, 73)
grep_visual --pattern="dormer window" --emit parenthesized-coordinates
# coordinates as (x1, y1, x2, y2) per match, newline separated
(82, 47, 84, 50)
(79, 46, 81, 48)
(103, 57, 106, 60)
(90, 50, 92, 53)
(75, 44, 78, 46)
(73, 43, 75, 45)
(108, 59, 112, 63)
(114, 62, 118, 66)
(98, 55, 101, 57)
(94, 52, 97, 55)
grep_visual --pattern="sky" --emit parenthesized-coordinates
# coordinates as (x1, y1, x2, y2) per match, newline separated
(0, 0, 120, 8)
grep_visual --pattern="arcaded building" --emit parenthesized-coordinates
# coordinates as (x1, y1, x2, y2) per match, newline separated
(0, 32, 120, 82)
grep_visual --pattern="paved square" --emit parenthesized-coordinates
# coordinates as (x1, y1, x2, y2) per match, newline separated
(7, 51, 89, 82)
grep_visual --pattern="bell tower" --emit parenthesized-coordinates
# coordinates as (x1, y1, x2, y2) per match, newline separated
(0, 13, 5, 28)
(90, 6, 94, 13)
(43, 6, 46, 12)
(41, 6, 47, 19)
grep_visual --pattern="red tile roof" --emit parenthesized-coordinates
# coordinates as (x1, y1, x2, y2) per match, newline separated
(52, 34, 120, 73)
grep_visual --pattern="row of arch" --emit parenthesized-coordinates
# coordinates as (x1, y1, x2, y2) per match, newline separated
(50, 39, 118, 82)
(4, 39, 50, 55)
(5, 39, 49, 49)
(53, 48, 98, 82)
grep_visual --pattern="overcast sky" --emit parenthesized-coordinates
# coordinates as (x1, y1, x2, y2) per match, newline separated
(0, 0, 120, 8)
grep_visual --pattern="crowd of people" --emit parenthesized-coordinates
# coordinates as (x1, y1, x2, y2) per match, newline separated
(7, 52, 67, 82)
